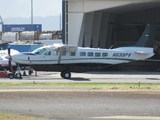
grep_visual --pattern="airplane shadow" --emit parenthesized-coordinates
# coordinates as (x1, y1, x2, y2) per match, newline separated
(83, 71, 160, 75)
(69, 77, 90, 81)
(22, 76, 90, 81)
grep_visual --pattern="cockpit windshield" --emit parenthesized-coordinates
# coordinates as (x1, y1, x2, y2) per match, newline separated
(32, 48, 46, 55)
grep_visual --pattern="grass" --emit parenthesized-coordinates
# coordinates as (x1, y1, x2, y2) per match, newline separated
(0, 83, 160, 90)
(0, 112, 49, 120)
(0, 83, 159, 120)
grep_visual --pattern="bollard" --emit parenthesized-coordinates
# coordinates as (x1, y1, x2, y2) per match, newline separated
(138, 82, 141, 88)
(35, 71, 38, 76)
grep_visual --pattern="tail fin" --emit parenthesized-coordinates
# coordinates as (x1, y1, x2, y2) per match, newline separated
(136, 24, 156, 47)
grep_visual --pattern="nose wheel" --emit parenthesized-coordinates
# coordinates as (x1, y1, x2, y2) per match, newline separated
(60, 71, 71, 79)
(15, 73, 22, 79)
(15, 64, 22, 79)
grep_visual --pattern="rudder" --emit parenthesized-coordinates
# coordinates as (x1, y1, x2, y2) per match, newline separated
(136, 24, 156, 47)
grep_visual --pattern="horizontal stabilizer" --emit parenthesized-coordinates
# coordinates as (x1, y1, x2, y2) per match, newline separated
(135, 51, 149, 55)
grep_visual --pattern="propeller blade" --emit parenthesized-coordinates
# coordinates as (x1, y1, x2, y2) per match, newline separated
(8, 57, 13, 73)
(8, 47, 10, 55)
(8, 59, 11, 68)
(8, 47, 13, 73)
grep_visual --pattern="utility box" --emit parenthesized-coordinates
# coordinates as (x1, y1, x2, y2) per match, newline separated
(8, 44, 41, 52)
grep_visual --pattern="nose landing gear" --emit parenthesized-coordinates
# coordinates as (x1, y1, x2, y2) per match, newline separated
(15, 73, 22, 79)
(13, 64, 22, 79)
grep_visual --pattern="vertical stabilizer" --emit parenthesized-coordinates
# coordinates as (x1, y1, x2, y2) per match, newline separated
(136, 24, 156, 47)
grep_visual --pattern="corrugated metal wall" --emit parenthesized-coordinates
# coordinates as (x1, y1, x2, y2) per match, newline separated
(114, 7, 160, 47)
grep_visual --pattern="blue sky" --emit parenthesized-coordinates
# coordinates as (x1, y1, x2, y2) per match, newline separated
(0, 0, 62, 18)
(0, 0, 62, 30)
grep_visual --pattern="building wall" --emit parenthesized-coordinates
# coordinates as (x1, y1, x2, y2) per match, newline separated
(114, 7, 160, 47)
(63, 0, 160, 46)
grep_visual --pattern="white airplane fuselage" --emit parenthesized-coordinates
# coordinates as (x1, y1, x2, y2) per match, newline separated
(11, 45, 154, 66)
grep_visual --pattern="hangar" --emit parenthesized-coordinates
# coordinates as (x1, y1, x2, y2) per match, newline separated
(62, 0, 160, 71)
(62, 0, 160, 49)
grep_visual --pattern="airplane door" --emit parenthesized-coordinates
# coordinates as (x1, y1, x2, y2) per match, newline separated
(42, 51, 53, 63)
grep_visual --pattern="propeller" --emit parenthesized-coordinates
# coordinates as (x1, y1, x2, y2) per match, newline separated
(8, 47, 10, 55)
(8, 47, 13, 73)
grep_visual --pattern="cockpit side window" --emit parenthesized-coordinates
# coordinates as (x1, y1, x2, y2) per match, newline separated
(32, 48, 46, 55)
(44, 51, 51, 55)
(52, 50, 58, 56)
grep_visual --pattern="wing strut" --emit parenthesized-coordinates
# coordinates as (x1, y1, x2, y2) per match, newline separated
(53, 44, 78, 64)
(57, 48, 62, 64)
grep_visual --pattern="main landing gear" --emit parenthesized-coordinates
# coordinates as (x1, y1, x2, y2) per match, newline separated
(60, 71, 71, 79)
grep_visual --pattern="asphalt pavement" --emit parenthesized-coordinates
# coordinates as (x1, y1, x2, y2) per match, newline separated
(0, 71, 160, 83)
(0, 71, 160, 120)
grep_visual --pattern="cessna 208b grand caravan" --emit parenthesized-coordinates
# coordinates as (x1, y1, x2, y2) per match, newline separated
(8, 24, 155, 79)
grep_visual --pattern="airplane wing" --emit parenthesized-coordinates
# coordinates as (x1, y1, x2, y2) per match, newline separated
(53, 44, 78, 64)
(53, 43, 78, 52)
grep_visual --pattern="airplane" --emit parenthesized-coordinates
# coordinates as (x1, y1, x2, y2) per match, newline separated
(7, 24, 156, 79)
(0, 48, 19, 71)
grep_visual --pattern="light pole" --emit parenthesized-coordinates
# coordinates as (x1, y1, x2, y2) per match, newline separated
(0, 16, 3, 31)
(31, 0, 33, 24)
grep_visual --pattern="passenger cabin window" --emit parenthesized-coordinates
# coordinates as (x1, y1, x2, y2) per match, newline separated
(62, 51, 66, 56)
(80, 52, 86, 56)
(44, 51, 51, 55)
(87, 52, 93, 57)
(52, 50, 58, 56)
(95, 52, 101, 57)
(70, 52, 76, 56)
(102, 53, 108, 57)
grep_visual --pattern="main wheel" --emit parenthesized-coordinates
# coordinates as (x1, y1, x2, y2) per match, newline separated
(9, 74, 14, 79)
(60, 71, 71, 79)
(15, 73, 22, 79)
